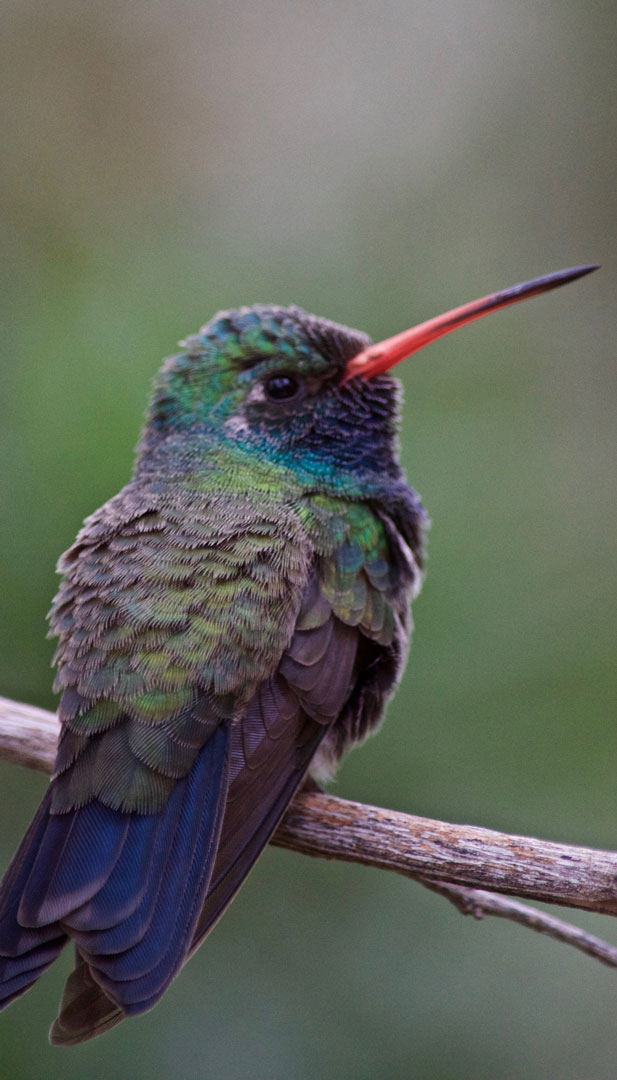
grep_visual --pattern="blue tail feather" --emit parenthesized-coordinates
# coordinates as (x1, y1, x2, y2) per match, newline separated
(0, 793, 69, 1010)
(19, 803, 130, 927)
(68, 779, 186, 954)
(0, 792, 53, 932)
(0, 934, 67, 1002)
(81, 726, 229, 1008)
(0, 725, 230, 1020)
(68, 813, 162, 931)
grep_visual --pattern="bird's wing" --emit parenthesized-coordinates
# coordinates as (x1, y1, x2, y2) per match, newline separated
(0, 484, 417, 1045)
(49, 579, 346, 1045)
(190, 498, 418, 952)
(1, 485, 312, 1030)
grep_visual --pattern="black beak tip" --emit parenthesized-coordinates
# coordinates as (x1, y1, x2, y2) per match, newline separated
(566, 264, 601, 281)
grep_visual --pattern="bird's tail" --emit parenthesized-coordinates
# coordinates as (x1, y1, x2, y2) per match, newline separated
(0, 791, 68, 1008)
(0, 726, 230, 1044)
(50, 950, 124, 1045)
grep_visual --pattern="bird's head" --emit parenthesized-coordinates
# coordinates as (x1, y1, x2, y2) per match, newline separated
(141, 304, 403, 485)
(138, 266, 597, 488)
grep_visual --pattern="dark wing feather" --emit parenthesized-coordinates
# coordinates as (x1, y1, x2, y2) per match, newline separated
(189, 685, 328, 953)
(189, 599, 365, 953)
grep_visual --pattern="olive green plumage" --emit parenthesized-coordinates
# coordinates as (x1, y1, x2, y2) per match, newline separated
(0, 304, 426, 1043)
(51, 474, 416, 813)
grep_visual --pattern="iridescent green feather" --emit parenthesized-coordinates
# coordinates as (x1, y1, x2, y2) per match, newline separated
(50, 467, 418, 814)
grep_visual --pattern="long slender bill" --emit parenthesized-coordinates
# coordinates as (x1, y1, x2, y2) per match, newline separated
(343, 265, 599, 382)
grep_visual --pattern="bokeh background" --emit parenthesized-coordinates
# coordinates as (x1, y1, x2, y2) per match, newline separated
(1, 2, 616, 1077)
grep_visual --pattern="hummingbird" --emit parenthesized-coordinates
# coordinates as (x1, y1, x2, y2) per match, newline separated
(0, 265, 596, 1044)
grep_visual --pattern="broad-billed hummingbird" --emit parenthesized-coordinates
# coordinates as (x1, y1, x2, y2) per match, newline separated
(0, 265, 596, 1043)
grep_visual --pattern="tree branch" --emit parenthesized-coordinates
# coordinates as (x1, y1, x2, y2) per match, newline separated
(2, 695, 617, 971)
(418, 880, 617, 970)
(0, 696, 58, 774)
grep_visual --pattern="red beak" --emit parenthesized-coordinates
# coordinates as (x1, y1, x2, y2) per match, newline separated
(342, 265, 598, 382)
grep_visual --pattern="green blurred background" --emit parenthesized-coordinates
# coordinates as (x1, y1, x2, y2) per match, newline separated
(1, 1, 616, 1077)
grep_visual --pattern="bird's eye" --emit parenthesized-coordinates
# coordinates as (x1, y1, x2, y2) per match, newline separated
(264, 372, 301, 402)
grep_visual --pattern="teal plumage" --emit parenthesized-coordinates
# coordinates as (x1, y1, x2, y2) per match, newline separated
(0, 304, 425, 1043)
